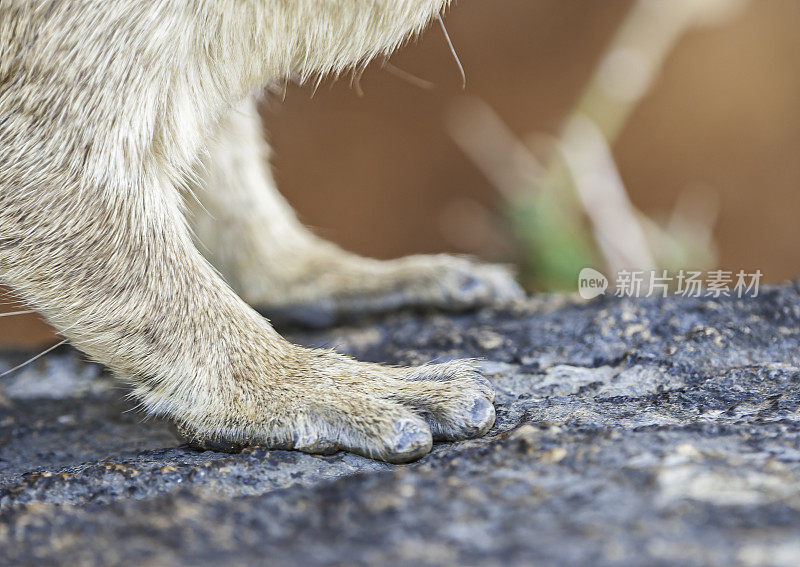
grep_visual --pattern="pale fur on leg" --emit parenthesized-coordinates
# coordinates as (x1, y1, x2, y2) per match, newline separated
(191, 97, 524, 327)
(0, 0, 498, 463)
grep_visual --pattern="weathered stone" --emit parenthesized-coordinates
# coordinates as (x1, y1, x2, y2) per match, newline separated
(2, 283, 800, 565)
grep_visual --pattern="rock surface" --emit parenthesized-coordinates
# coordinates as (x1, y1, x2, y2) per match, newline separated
(2, 284, 800, 566)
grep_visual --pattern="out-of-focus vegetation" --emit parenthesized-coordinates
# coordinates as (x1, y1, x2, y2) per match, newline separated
(450, 0, 747, 291)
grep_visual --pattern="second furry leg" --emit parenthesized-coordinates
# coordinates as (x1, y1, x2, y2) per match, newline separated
(190, 97, 523, 327)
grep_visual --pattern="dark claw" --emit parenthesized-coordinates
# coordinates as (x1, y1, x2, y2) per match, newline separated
(387, 420, 432, 464)
(465, 397, 496, 436)
(459, 275, 482, 294)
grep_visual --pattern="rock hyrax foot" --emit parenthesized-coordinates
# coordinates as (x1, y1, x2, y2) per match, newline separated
(174, 357, 496, 463)
(259, 254, 524, 328)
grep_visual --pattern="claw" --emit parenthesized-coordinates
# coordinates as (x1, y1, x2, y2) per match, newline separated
(385, 419, 433, 464)
(464, 397, 496, 437)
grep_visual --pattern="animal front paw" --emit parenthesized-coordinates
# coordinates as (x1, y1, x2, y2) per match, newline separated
(174, 352, 496, 464)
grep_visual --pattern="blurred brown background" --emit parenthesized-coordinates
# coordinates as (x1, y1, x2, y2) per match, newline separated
(3, 0, 800, 348)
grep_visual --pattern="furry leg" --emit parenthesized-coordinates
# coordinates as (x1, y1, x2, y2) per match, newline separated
(1, 160, 497, 462)
(0, 0, 496, 462)
(190, 96, 524, 327)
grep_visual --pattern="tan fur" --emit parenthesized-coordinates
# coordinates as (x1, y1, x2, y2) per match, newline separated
(0, 1, 521, 463)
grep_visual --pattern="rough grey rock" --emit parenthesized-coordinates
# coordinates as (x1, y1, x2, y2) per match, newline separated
(2, 283, 800, 566)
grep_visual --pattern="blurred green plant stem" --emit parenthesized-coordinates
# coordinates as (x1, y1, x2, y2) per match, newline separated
(450, 0, 744, 290)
